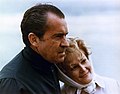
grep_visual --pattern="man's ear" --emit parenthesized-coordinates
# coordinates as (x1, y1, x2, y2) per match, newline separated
(28, 33, 39, 47)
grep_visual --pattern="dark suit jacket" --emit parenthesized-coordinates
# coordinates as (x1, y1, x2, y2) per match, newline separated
(0, 47, 61, 94)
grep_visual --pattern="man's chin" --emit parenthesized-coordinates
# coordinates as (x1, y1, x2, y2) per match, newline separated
(56, 57, 65, 64)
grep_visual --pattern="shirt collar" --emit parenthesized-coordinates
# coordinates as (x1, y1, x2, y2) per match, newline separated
(94, 73, 105, 88)
(23, 46, 55, 73)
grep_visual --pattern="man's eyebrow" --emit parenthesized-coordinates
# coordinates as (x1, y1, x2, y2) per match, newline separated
(53, 32, 68, 36)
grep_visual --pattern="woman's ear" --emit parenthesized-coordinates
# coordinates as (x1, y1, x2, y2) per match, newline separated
(28, 33, 39, 47)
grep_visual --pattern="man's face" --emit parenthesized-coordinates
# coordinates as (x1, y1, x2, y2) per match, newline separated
(36, 12, 69, 63)
(64, 50, 93, 85)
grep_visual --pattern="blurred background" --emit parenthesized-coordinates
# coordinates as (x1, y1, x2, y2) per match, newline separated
(0, 0, 120, 83)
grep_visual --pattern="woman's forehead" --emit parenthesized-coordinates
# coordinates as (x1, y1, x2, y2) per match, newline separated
(65, 49, 84, 63)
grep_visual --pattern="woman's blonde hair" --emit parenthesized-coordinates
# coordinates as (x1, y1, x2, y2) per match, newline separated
(67, 37, 91, 59)
(57, 37, 91, 72)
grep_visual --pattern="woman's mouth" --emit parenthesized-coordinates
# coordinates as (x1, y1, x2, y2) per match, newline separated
(80, 72, 89, 78)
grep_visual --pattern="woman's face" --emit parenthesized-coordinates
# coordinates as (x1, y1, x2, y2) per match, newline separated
(64, 50, 93, 85)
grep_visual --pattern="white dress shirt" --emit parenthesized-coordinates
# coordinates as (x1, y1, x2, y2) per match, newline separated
(61, 74, 120, 94)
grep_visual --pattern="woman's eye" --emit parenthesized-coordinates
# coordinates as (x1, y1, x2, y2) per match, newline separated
(70, 65, 79, 71)
(81, 59, 86, 64)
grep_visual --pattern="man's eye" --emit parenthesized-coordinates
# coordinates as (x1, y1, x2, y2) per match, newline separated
(53, 35, 63, 40)
(56, 35, 63, 38)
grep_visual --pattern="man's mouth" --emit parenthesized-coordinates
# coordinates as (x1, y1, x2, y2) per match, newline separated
(59, 51, 65, 55)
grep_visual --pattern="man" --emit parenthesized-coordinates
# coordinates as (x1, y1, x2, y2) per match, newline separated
(0, 3, 69, 94)
(56, 38, 120, 94)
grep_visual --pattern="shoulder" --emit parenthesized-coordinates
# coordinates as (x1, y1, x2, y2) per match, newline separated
(95, 74, 120, 90)
(95, 74, 119, 85)
(0, 78, 21, 87)
(0, 50, 30, 79)
(0, 78, 25, 94)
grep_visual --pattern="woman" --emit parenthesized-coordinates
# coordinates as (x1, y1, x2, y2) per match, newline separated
(56, 38, 120, 94)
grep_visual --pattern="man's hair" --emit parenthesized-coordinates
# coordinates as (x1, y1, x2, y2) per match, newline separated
(21, 3, 65, 46)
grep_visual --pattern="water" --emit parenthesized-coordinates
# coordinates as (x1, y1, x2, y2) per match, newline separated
(66, 13, 120, 82)
(0, 31, 24, 69)
(0, 12, 120, 82)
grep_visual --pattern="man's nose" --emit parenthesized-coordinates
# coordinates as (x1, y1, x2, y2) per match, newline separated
(61, 38, 69, 47)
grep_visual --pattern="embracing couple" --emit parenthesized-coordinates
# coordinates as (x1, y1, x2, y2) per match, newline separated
(0, 3, 120, 94)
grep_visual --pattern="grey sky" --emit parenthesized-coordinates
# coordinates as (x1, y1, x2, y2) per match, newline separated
(0, 0, 120, 16)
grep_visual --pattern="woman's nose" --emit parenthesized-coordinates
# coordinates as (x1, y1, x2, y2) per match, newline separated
(78, 63, 86, 73)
